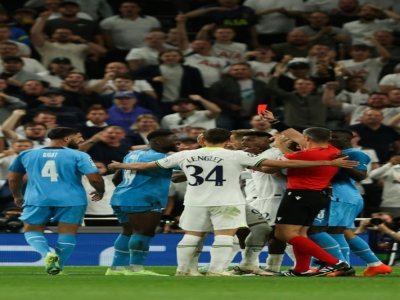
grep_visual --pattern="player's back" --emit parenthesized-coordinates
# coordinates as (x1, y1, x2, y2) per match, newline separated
(111, 149, 172, 207)
(176, 147, 263, 206)
(9, 147, 98, 206)
(332, 148, 370, 204)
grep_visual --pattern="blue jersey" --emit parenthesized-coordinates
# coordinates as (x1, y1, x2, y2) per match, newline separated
(331, 148, 370, 204)
(8, 147, 98, 207)
(111, 149, 172, 207)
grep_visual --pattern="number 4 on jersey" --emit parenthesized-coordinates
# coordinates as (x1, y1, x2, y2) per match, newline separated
(41, 160, 59, 182)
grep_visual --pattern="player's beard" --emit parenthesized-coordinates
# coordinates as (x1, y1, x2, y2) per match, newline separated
(67, 141, 79, 149)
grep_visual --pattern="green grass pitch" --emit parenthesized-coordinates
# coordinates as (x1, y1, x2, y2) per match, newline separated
(1, 266, 398, 300)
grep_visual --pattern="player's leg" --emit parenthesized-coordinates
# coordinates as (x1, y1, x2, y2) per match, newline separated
(345, 229, 392, 276)
(265, 232, 287, 272)
(207, 205, 245, 276)
(20, 206, 58, 274)
(55, 205, 86, 272)
(125, 210, 165, 275)
(176, 207, 209, 275)
(106, 206, 132, 275)
(236, 206, 272, 275)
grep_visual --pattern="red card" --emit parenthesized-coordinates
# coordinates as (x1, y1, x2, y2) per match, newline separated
(257, 104, 268, 114)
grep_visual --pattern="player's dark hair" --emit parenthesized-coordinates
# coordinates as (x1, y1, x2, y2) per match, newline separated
(331, 129, 354, 139)
(243, 131, 272, 138)
(303, 127, 331, 143)
(147, 129, 174, 142)
(204, 128, 231, 144)
(47, 127, 80, 139)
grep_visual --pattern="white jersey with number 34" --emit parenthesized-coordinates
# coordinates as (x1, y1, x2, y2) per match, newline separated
(156, 147, 264, 207)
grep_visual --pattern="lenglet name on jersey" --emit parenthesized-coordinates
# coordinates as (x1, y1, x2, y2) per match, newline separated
(186, 156, 224, 163)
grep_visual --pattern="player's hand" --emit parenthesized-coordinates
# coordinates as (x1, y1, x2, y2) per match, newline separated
(108, 160, 122, 170)
(90, 191, 103, 201)
(330, 156, 359, 168)
(14, 197, 24, 207)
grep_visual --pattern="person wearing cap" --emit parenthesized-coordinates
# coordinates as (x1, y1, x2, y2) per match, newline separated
(26, 88, 86, 128)
(275, 57, 311, 93)
(160, 95, 221, 137)
(37, 57, 74, 88)
(31, 11, 106, 72)
(0, 41, 46, 74)
(0, 56, 43, 88)
(107, 91, 154, 132)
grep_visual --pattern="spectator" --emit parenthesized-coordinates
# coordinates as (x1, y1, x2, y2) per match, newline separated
(107, 91, 154, 132)
(125, 31, 171, 72)
(243, 0, 306, 45)
(135, 49, 204, 106)
(379, 64, 400, 93)
(370, 155, 400, 216)
(304, 0, 340, 12)
(2, 111, 49, 148)
(185, 126, 206, 139)
(88, 63, 156, 98)
(26, 88, 86, 128)
(1, 9, 34, 45)
(0, 92, 26, 123)
(249, 114, 277, 135)
(42, 1, 103, 44)
(343, 4, 400, 45)
(161, 95, 221, 136)
(0, 41, 46, 74)
(13, 79, 48, 109)
(183, 0, 258, 48)
(270, 29, 311, 62)
(329, 0, 361, 28)
(101, 1, 161, 62)
(31, 11, 107, 72)
(196, 25, 247, 64)
(37, 57, 75, 88)
(245, 47, 277, 84)
(295, 11, 350, 50)
(79, 105, 108, 140)
(40, 0, 92, 20)
(373, 30, 400, 63)
(126, 114, 160, 148)
(0, 56, 43, 88)
(79, 125, 131, 166)
(337, 41, 390, 92)
(349, 108, 400, 163)
(275, 57, 311, 93)
(0, 24, 31, 57)
(209, 62, 271, 130)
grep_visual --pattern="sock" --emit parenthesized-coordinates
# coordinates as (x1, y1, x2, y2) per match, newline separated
(226, 235, 241, 268)
(240, 223, 270, 267)
(292, 246, 312, 273)
(347, 236, 381, 266)
(284, 244, 296, 265)
(209, 235, 234, 273)
(24, 231, 50, 258)
(188, 236, 205, 273)
(177, 234, 202, 273)
(128, 234, 152, 269)
(289, 236, 338, 267)
(330, 234, 350, 263)
(265, 254, 284, 272)
(309, 232, 346, 262)
(55, 234, 76, 269)
(111, 234, 130, 268)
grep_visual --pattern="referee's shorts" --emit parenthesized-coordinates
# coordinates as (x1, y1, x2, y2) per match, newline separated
(275, 189, 331, 226)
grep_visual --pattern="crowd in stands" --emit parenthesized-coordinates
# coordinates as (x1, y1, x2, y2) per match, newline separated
(1, 0, 400, 241)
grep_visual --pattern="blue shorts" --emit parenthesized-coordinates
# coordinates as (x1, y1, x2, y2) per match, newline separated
(20, 205, 87, 225)
(312, 205, 330, 227)
(112, 205, 163, 224)
(328, 200, 363, 228)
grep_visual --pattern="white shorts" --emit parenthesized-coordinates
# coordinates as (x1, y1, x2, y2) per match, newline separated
(179, 205, 246, 232)
(245, 204, 268, 226)
(250, 197, 283, 226)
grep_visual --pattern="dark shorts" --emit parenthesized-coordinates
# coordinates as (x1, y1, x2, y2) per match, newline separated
(275, 189, 330, 226)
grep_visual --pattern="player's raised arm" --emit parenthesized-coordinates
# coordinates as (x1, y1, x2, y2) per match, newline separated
(257, 156, 358, 169)
(108, 160, 159, 171)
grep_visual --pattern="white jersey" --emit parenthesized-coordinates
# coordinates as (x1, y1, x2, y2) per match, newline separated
(156, 147, 265, 207)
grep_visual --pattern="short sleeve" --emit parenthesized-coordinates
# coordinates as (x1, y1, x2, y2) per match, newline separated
(8, 155, 25, 173)
(156, 152, 183, 169)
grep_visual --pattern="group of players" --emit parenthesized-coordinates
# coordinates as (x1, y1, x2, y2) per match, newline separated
(6, 111, 394, 277)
